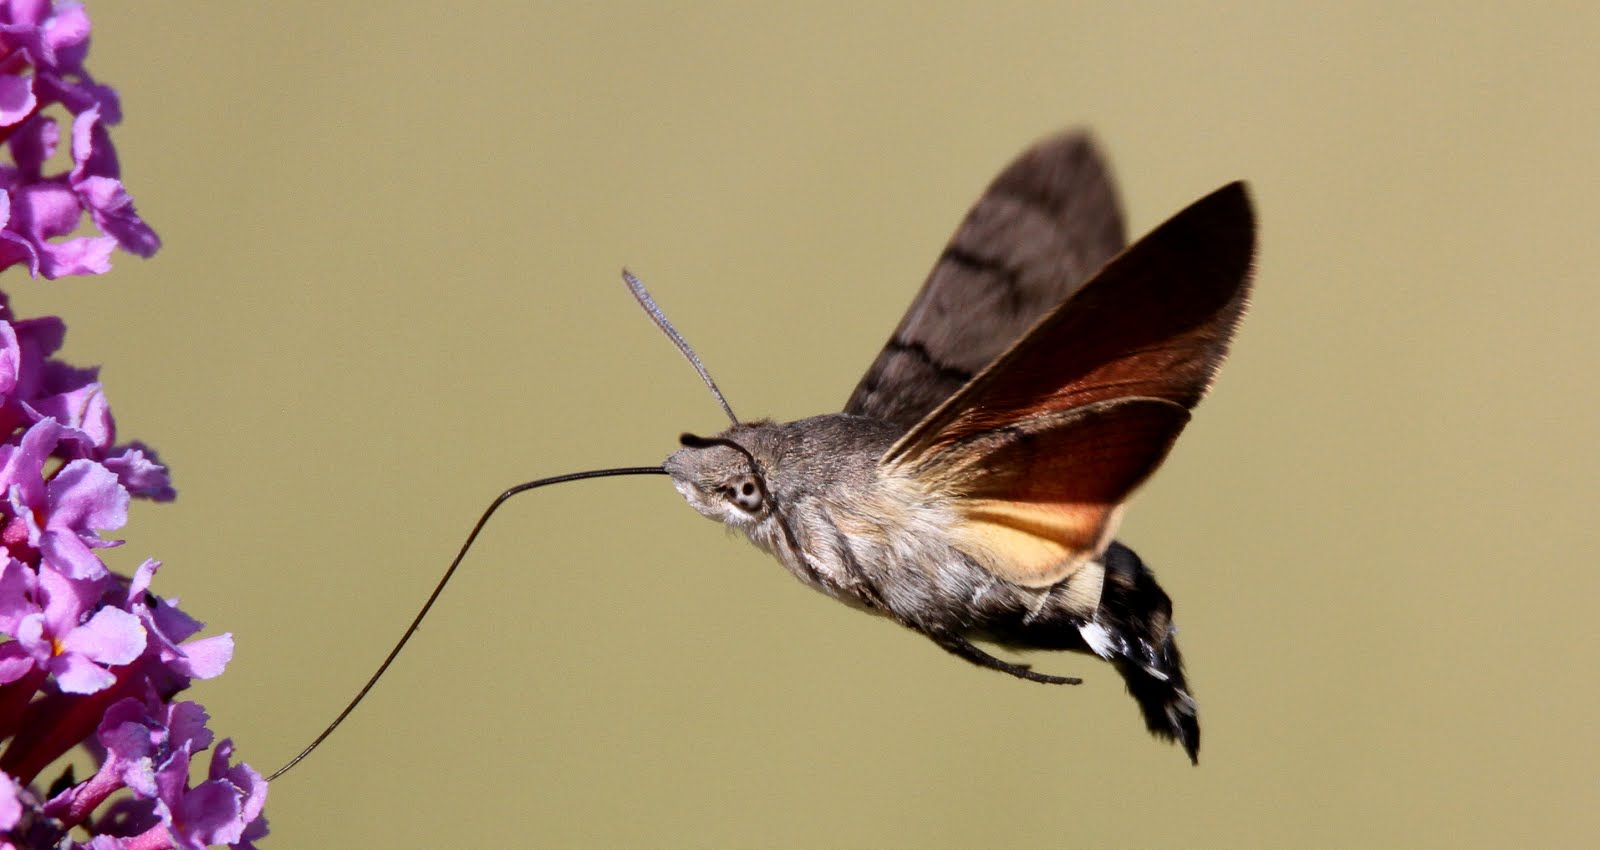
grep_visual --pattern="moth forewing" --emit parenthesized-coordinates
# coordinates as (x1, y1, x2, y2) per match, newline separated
(845, 132, 1127, 429)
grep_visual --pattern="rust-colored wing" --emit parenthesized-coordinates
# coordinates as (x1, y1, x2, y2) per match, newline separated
(887, 182, 1256, 587)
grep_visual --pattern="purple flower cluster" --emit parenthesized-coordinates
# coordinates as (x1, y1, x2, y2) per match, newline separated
(0, 3, 267, 848)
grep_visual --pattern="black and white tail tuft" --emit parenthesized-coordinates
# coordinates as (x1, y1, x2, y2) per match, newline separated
(1084, 541, 1200, 763)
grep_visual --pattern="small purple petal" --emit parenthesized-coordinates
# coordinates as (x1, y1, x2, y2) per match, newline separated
(60, 605, 145, 666)
(0, 225, 40, 277)
(37, 233, 115, 278)
(40, 526, 110, 578)
(0, 74, 35, 128)
(12, 313, 65, 360)
(211, 740, 267, 824)
(6, 114, 57, 179)
(37, 550, 98, 627)
(42, 3, 92, 66)
(171, 633, 232, 680)
(5, 0, 51, 27)
(105, 446, 175, 502)
(98, 695, 152, 741)
(75, 175, 159, 257)
(68, 105, 115, 178)
(174, 778, 245, 848)
(164, 701, 213, 753)
(47, 458, 130, 536)
(28, 381, 111, 449)
(0, 556, 37, 631)
(13, 610, 47, 656)
(99, 702, 155, 755)
(0, 319, 20, 395)
(152, 742, 191, 816)
(11, 181, 79, 239)
(0, 417, 61, 505)
(0, 642, 35, 683)
(50, 648, 115, 693)
(129, 557, 159, 597)
(146, 593, 202, 645)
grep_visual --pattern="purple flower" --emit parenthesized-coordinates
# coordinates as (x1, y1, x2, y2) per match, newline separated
(37, 458, 129, 579)
(159, 739, 267, 850)
(0, 559, 144, 693)
(0, 420, 129, 580)
(101, 697, 211, 801)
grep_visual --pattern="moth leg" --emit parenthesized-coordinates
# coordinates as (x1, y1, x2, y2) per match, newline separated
(930, 632, 1082, 686)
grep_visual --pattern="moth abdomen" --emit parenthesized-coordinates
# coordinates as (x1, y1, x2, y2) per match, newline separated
(1094, 541, 1199, 763)
(967, 541, 1199, 763)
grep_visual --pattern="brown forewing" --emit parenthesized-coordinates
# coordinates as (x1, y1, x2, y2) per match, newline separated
(844, 131, 1126, 431)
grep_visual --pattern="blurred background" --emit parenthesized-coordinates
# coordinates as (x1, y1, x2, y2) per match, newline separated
(19, 2, 1597, 846)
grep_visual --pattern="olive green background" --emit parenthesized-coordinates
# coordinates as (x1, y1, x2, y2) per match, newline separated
(18, 3, 1597, 847)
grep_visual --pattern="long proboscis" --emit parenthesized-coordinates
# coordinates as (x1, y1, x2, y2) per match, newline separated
(267, 465, 669, 781)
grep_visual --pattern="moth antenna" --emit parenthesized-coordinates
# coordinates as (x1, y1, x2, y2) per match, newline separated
(623, 269, 739, 425)
(267, 464, 669, 782)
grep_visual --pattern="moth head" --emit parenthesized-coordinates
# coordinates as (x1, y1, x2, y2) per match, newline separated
(663, 427, 779, 530)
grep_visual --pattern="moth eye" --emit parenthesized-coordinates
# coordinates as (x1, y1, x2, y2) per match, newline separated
(727, 475, 764, 513)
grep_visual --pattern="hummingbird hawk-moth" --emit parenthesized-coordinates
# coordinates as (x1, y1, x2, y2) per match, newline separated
(272, 130, 1253, 780)
(659, 132, 1254, 764)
